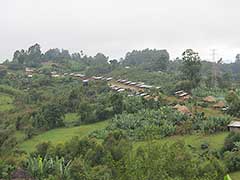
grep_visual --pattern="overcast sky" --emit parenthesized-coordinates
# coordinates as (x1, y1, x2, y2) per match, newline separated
(1, 0, 240, 62)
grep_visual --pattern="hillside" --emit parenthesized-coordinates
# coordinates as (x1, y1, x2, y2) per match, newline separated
(1, 45, 240, 179)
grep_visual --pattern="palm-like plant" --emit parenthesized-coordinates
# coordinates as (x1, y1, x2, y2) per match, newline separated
(26, 156, 71, 180)
(53, 157, 71, 180)
(224, 174, 232, 180)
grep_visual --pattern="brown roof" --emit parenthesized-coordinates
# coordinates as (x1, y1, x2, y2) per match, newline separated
(203, 96, 216, 103)
(173, 104, 191, 115)
(213, 101, 225, 108)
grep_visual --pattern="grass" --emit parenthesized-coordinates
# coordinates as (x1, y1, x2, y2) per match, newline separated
(230, 171, 240, 180)
(19, 120, 108, 153)
(196, 106, 225, 117)
(134, 132, 229, 151)
(0, 93, 14, 111)
(64, 113, 80, 126)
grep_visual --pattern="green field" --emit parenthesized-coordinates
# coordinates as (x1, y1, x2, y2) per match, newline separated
(134, 132, 229, 151)
(19, 120, 108, 153)
(230, 171, 240, 180)
(135, 132, 240, 180)
(0, 93, 14, 111)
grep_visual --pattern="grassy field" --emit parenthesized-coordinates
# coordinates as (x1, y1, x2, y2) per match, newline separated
(0, 93, 14, 111)
(134, 132, 229, 151)
(19, 120, 108, 153)
(230, 171, 240, 180)
(135, 132, 240, 179)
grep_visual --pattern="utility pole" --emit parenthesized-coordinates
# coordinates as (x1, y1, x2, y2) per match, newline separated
(211, 49, 216, 62)
(211, 49, 217, 88)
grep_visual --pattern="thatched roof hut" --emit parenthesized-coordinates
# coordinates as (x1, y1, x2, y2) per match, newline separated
(203, 96, 216, 103)
(213, 101, 225, 108)
(173, 104, 191, 115)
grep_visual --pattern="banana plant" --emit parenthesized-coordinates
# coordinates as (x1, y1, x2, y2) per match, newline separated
(53, 157, 71, 180)
(224, 174, 232, 180)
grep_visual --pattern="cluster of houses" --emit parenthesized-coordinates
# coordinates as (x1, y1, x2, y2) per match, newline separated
(109, 84, 151, 97)
(22, 67, 240, 133)
(108, 79, 159, 99)
(116, 79, 160, 90)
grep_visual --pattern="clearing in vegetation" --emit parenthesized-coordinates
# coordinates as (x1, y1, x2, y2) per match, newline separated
(19, 120, 108, 153)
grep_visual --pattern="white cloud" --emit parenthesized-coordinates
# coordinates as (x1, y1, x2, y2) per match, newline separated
(1, 0, 240, 62)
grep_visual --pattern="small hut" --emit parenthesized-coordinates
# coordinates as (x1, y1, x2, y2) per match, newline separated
(173, 104, 191, 115)
(228, 121, 240, 132)
(213, 101, 225, 108)
(203, 96, 216, 103)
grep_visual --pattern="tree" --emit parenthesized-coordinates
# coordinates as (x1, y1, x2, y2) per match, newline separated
(236, 54, 240, 63)
(93, 53, 109, 65)
(69, 158, 90, 180)
(32, 103, 65, 130)
(225, 92, 240, 117)
(42, 103, 65, 129)
(222, 132, 240, 152)
(44, 48, 61, 61)
(12, 44, 42, 67)
(122, 49, 169, 71)
(181, 49, 202, 89)
(27, 43, 42, 66)
(110, 93, 124, 114)
(109, 59, 119, 70)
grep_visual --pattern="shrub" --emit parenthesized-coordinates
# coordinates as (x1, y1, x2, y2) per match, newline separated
(223, 132, 240, 152)
(224, 151, 240, 172)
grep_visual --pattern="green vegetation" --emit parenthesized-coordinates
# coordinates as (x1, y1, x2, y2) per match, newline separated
(0, 93, 14, 111)
(25, 131, 226, 180)
(2, 44, 240, 179)
(91, 108, 231, 140)
(64, 113, 80, 126)
(134, 132, 229, 151)
(229, 172, 240, 180)
(20, 121, 108, 153)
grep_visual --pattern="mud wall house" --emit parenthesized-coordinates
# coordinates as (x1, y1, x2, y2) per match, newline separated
(228, 121, 240, 132)
(25, 67, 35, 75)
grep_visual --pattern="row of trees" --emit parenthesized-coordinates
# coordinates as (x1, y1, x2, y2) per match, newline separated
(5, 43, 240, 91)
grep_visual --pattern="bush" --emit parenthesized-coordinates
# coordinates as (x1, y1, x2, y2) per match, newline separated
(224, 151, 240, 172)
(223, 132, 240, 152)
(200, 116, 231, 134)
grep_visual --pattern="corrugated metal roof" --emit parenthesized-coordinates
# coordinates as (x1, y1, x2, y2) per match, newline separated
(228, 121, 240, 127)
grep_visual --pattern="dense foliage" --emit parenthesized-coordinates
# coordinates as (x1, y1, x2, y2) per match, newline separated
(91, 108, 231, 140)
(23, 132, 226, 180)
